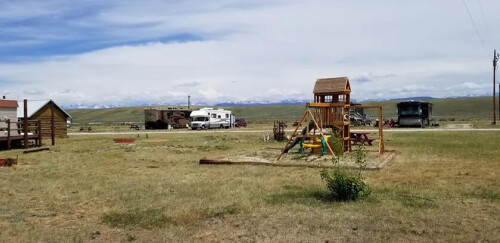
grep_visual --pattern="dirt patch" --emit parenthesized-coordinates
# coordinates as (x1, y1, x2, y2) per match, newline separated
(211, 148, 395, 170)
(140, 139, 170, 143)
(444, 124, 473, 129)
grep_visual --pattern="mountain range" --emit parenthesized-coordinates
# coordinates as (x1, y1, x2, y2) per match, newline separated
(62, 94, 489, 110)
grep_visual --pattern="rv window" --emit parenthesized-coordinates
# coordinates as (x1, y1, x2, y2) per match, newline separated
(399, 104, 421, 116)
(212, 114, 216, 118)
(218, 115, 221, 118)
(194, 117, 207, 121)
(226, 114, 229, 118)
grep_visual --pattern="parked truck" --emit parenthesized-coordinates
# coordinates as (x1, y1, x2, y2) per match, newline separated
(190, 108, 234, 130)
(349, 103, 371, 126)
(397, 101, 435, 127)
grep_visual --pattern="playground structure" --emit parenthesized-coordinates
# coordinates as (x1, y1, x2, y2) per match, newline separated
(278, 77, 385, 160)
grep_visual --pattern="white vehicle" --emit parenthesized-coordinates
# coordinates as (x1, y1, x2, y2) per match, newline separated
(190, 108, 234, 130)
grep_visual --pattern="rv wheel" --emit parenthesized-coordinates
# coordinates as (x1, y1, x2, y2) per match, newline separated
(201, 125, 206, 130)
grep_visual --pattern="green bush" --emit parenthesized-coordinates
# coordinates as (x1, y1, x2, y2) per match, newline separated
(327, 129, 344, 157)
(320, 168, 370, 201)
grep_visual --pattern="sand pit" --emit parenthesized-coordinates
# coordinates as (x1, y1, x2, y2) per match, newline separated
(201, 148, 395, 170)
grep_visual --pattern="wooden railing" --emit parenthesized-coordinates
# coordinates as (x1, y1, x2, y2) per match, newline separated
(307, 102, 347, 128)
(1, 119, 42, 149)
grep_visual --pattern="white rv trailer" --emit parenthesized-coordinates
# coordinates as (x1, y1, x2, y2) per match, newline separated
(190, 108, 234, 130)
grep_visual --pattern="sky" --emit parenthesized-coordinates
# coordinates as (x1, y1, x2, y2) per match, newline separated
(0, 0, 499, 106)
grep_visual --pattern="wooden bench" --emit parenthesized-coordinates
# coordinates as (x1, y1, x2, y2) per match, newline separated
(350, 131, 375, 146)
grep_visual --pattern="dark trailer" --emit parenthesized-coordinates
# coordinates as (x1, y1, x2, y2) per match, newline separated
(145, 108, 192, 129)
(397, 101, 435, 127)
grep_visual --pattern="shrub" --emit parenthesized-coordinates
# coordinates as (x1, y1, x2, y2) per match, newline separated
(327, 129, 344, 157)
(320, 168, 370, 201)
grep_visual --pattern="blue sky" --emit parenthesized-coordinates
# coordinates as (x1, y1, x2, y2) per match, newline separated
(0, 0, 499, 106)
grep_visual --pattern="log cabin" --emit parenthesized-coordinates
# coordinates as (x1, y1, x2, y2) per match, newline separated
(17, 100, 71, 138)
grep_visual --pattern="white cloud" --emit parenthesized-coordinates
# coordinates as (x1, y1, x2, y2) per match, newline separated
(0, 0, 499, 105)
(23, 89, 45, 95)
(198, 88, 221, 99)
(458, 82, 482, 89)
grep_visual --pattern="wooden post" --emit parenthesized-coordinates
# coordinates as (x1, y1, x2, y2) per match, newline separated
(378, 106, 384, 155)
(493, 49, 498, 124)
(7, 119, 11, 150)
(277, 111, 308, 160)
(51, 101, 55, 146)
(308, 109, 335, 156)
(38, 120, 42, 147)
(306, 107, 310, 138)
(23, 99, 28, 149)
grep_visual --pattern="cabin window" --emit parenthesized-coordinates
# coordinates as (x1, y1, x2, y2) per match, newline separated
(212, 114, 216, 118)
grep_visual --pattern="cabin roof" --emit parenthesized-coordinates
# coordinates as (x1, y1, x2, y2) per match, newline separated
(0, 100, 19, 108)
(17, 100, 71, 118)
(313, 77, 350, 94)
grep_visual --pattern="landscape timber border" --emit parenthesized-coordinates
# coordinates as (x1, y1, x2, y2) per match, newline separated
(200, 150, 396, 170)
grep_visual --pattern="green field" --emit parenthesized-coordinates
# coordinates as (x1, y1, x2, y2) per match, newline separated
(1, 96, 499, 241)
(0, 130, 499, 241)
(68, 97, 495, 124)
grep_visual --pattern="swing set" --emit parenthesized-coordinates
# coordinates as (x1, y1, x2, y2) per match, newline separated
(277, 77, 385, 160)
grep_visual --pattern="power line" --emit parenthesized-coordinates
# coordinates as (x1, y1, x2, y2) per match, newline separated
(477, 0, 493, 44)
(462, 0, 488, 53)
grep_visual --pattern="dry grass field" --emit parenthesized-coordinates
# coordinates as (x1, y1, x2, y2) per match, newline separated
(0, 128, 499, 242)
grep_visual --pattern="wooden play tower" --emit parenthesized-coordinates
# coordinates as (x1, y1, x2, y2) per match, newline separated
(278, 77, 385, 160)
(277, 77, 352, 160)
(310, 77, 352, 151)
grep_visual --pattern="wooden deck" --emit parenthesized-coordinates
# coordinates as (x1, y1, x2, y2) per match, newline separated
(0, 118, 42, 149)
(0, 134, 40, 141)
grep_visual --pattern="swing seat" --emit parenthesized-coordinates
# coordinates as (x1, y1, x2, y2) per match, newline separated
(302, 143, 322, 149)
(302, 137, 328, 148)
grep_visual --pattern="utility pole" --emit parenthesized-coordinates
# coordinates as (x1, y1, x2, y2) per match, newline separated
(188, 94, 191, 110)
(493, 49, 499, 125)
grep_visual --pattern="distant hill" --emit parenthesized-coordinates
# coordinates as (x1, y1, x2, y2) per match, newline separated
(215, 99, 310, 107)
(67, 96, 493, 123)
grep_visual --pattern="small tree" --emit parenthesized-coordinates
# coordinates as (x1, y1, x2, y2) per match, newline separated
(320, 168, 370, 201)
(320, 144, 370, 201)
(327, 128, 344, 157)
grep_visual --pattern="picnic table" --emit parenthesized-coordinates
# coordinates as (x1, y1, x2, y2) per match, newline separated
(350, 131, 375, 146)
